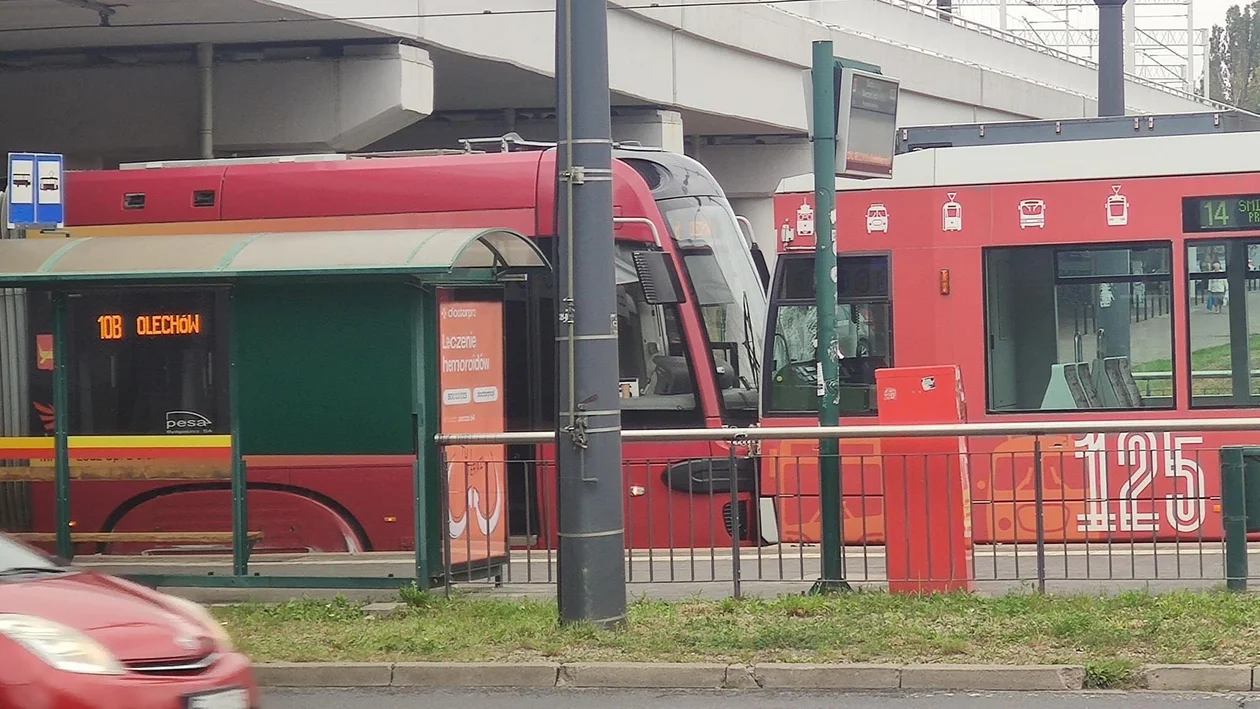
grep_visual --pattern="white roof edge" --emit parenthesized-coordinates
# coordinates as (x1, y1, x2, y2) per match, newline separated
(774, 130, 1260, 194)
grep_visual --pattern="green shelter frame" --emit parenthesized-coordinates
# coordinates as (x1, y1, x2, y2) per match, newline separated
(0, 227, 549, 590)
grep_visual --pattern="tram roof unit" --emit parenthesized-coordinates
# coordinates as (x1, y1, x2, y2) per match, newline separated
(894, 110, 1260, 154)
(116, 133, 675, 171)
(777, 121, 1260, 194)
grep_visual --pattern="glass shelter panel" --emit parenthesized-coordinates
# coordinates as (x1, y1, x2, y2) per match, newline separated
(0, 289, 42, 438)
(65, 288, 229, 436)
(984, 244, 1174, 412)
(765, 255, 892, 416)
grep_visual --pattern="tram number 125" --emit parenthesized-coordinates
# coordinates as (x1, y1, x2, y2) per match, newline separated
(1074, 432, 1207, 534)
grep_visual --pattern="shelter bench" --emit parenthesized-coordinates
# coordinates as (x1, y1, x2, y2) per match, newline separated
(11, 531, 264, 557)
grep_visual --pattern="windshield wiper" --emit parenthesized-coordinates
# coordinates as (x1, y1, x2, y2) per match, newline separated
(0, 566, 72, 577)
(741, 293, 761, 383)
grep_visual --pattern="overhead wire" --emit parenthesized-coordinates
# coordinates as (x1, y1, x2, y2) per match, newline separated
(0, 0, 861, 35)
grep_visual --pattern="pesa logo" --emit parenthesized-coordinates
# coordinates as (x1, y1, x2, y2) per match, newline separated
(166, 410, 212, 434)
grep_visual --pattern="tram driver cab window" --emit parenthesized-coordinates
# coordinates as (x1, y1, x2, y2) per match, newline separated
(764, 255, 892, 416)
(614, 244, 703, 427)
(22, 288, 230, 436)
(983, 244, 1174, 412)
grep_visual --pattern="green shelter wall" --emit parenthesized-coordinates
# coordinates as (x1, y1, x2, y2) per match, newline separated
(234, 282, 415, 456)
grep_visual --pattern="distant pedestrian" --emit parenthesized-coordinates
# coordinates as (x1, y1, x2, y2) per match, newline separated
(1207, 261, 1226, 312)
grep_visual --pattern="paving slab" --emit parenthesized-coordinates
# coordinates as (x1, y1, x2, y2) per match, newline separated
(901, 664, 1086, 691)
(558, 662, 729, 688)
(392, 661, 560, 687)
(754, 663, 901, 689)
(253, 662, 393, 687)
(1142, 664, 1253, 691)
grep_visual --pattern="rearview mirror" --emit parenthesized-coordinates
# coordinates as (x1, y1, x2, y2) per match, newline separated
(632, 250, 687, 305)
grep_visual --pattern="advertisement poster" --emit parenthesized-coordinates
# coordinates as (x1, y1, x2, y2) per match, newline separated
(438, 291, 508, 566)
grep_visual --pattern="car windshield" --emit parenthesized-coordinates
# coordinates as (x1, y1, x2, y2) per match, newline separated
(0, 534, 58, 573)
(657, 196, 767, 416)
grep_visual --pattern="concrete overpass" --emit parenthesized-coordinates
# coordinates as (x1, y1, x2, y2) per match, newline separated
(0, 0, 1230, 253)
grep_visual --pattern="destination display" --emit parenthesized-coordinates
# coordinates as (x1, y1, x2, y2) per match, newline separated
(777, 254, 889, 301)
(1183, 195, 1260, 232)
(96, 312, 206, 340)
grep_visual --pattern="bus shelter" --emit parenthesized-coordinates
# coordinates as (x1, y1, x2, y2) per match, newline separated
(0, 227, 547, 590)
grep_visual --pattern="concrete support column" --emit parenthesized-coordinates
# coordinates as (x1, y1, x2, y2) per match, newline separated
(612, 108, 684, 153)
(0, 43, 433, 165)
(197, 43, 215, 159)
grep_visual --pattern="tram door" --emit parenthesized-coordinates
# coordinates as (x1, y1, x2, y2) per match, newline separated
(985, 250, 1018, 410)
(502, 280, 547, 545)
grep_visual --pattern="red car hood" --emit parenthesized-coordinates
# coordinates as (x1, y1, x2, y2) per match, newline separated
(0, 571, 213, 663)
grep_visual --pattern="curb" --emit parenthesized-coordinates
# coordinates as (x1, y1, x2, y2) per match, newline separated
(252, 661, 1260, 691)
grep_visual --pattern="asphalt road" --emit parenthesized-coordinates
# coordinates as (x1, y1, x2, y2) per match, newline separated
(261, 688, 1258, 708)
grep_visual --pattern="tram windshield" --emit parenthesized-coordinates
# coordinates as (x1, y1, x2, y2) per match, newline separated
(657, 195, 767, 417)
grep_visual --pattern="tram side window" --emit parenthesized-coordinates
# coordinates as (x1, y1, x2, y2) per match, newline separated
(984, 244, 1174, 412)
(765, 255, 892, 416)
(64, 289, 229, 436)
(1185, 241, 1260, 407)
(615, 245, 703, 427)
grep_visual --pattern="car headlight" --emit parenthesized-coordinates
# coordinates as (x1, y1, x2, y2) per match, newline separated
(161, 594, 235, 652)
(0, 614, 125, 675)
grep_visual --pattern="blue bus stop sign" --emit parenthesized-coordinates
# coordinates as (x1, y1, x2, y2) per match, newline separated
(7, 153, 65, 229)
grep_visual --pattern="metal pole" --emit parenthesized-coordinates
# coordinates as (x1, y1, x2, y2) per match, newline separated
(1123, 0, 1136, 81)
(555, 0, 628, 628)
(228, 289, 248, 577)
(1220, 447, 1248, 591)
(51, 292, 71, 561)
(1095, 0, 1128, 116)
(1033, 437, 1046, 595)
(1184, 0, 1195, 93)
(412, 289, 440, 591)
(811, 40, 849, 594)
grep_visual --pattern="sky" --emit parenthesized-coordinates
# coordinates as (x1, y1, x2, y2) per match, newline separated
(1194, 0, 1236, 29)
(935, 0, 1230, 86)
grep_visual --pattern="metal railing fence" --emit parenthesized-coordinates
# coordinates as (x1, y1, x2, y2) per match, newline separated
(436, 417, 1260, 598)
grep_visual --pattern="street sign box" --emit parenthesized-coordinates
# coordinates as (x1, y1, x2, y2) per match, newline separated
(802, 64, 900, 179)
(836, 68, 899, 179)
(7, 152, 65, 229)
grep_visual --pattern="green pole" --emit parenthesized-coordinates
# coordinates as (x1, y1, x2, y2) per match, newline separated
(228, 289, 248, 577)
(412, 288, 440, 590)
(51, 291, 72, 561)
(1221, 447, 1248, 591)
(811, 40, 848, 594)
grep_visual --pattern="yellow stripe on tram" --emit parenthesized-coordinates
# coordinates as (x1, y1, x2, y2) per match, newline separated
(0, 438, 55, 451)
(68, 435, 234, 450)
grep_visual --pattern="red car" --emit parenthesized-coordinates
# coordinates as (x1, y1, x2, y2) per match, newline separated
(0, 534, 258, 709)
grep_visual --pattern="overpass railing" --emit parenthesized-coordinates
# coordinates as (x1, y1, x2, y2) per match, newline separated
(767, 0, 1238, 112)
(436, 417, 1260, 599)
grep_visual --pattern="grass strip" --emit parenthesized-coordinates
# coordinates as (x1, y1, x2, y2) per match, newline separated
(212, 587, 1260, 688)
